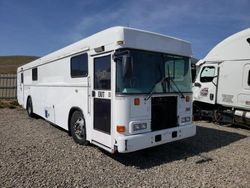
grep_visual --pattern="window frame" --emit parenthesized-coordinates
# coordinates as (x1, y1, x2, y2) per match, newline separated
(70, 53, 88, 78)
(200, 66, 215, 83)
(94, 55, 111, 90)
(21, 73, 24, 83)
(32, 68, 38, 81)
(114, 48, 192, 94)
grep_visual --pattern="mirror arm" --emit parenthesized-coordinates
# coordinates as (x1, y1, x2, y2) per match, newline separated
(194, 82, 201, 87)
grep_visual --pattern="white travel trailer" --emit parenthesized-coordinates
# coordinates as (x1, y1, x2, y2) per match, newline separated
(17, 26, 196, 153)
(193, 28, 250, 125)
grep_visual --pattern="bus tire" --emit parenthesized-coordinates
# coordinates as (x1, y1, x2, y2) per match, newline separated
(70, 111, 88, 145)
(27, 97, 35, 118)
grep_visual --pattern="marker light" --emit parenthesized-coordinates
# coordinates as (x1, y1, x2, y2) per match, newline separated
(246, 101, 250, 105)
(94, 46, 105, 53)
(116, 125, 125, 133)
(186, 96, 191, 102)
(117, 40, 124, 45)
(134, 98, 140, 106)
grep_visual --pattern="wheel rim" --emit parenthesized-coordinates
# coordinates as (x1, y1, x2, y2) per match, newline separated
(74, 117, 85, 140)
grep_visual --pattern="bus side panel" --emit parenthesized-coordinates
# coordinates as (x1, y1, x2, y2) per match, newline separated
(22, 57, 91, 136)
(23, 68, 32, 109)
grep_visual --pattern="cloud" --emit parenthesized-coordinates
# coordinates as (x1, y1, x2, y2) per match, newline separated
(3, 0, 247, 57)
(69, 0, 249, 41)
(64, 0, 250, 59)
(66, 1, 193, 42)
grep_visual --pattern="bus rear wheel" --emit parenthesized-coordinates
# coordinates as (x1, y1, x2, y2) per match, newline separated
(27, 97, 35, 118)
(70, 111, 88, 145)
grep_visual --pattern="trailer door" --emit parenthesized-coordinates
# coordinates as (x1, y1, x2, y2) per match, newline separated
(91, 54, 112, 150)
(193, 63, 218, 104)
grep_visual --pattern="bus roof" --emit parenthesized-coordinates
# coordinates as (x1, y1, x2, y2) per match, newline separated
(18, 26, 192, 71)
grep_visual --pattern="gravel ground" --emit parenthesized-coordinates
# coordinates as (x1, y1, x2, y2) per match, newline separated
(0, 108, 250, 187)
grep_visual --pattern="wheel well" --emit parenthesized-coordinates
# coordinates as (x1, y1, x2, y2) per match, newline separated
(26, 96, 31, 109)
(68, 107, 84, 136)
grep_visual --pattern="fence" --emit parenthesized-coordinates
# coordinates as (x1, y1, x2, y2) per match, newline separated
(0, 74, 17, 99)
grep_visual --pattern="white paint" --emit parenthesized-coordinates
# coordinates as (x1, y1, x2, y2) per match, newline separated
(193, 28, 250, 111)
(17, 26, 195, 153)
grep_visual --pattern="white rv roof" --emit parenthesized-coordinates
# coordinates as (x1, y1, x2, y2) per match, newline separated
(201, 28, 250, 63)
(18, 26, 191, 71)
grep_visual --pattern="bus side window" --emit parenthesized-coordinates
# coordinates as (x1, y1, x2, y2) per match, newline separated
(70, 53, 88, 78)
(21, 73, 23, 83)
(94, 55, 111, 90)
(32, 68, 38, 81)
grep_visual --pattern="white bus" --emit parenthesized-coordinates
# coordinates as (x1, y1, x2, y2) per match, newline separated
(17, 26, 196, 153)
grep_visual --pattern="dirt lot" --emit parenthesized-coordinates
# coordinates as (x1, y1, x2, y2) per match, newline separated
(0, 108, 249, 187)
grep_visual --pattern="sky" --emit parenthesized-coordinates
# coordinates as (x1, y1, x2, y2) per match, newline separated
(0, 0, 249, 59)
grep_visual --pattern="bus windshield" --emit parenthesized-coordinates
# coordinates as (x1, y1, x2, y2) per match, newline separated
(115, 49, 192, 94)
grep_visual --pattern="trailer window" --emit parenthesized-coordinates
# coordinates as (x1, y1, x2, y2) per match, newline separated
(32, 68, 38, 81)
(200, 66, 215, 82)
(94, 55, 111, 90)
(71, 53, 88, 78)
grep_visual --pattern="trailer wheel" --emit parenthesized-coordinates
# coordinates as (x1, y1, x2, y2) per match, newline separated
(213, 109, 224, 124)
(27, 97, 35, 118)
(70, 111, 88, 145)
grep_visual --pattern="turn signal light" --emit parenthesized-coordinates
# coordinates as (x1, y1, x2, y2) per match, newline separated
(116, 125, 125, 133)
(185, 96, 191, 102)
(246, 101, 250, 105)
(134, 98, 140, 105)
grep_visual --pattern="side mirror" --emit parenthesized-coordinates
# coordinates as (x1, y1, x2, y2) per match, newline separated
(194, 82, 201, 87)
(122, 55, 133, 78)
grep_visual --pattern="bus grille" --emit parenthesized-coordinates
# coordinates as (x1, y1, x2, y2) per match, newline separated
(151, 96, 178, 131)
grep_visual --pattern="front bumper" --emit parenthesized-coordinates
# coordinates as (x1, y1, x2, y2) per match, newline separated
(116, 124, 196, 153)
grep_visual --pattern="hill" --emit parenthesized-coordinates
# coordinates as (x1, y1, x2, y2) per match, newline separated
(0, 56, 39, 74)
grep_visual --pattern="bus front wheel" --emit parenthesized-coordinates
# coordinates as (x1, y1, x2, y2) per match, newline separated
(70, 111, 88, 145)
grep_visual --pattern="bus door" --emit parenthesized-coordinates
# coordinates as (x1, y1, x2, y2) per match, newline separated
(91, 54, 112, 150)
(17, 72, 24, 105)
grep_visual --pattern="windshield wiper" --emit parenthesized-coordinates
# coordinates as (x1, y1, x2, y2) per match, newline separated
(144, 76, 185, 101)
(144, 67, 185, 101)
(166, 63, 185, 98)
(144, 77, 168, 101)
(168, 77, 185, 98)
(167, 64, 185, 98)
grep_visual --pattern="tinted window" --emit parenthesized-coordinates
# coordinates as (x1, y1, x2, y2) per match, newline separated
(94, 98, 111, 134)
(32, 68, 38, 81)
(71, 53, 88, 77)
(200, 66, 215, 82)
(94, 55, 111, 90)
(116, 49, 191, 94)
(21, 73, 23, 83)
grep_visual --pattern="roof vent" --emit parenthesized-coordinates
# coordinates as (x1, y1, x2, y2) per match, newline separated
(247, 38, 250, 44)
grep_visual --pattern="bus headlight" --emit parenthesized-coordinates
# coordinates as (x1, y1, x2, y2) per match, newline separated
(133, 123, 147, 131)
(181, 116, 191, 123)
